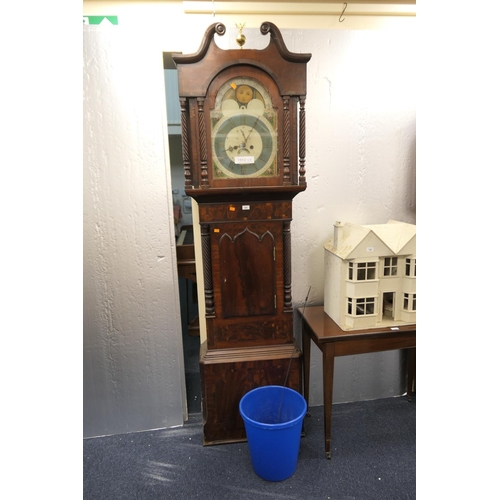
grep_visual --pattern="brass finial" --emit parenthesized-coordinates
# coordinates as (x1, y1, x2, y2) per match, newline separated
(235, 23, 246, 49)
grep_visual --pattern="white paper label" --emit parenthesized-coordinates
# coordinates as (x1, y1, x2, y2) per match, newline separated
(235, 156, 255, 164)
(242, 205, 250, 210)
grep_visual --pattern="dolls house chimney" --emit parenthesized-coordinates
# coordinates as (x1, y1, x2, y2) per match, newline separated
(333, 221, 344, 251)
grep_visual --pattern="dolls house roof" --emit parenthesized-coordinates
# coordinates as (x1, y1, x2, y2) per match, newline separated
(326, 220, 416, 260)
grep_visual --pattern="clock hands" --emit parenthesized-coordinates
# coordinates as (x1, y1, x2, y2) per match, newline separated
(235, 116, 261, 153)
(245, 115, 261, 144)
(236, 129, 250, 154)
(240, 128, 248, 143)
(223, 120, 260, 155)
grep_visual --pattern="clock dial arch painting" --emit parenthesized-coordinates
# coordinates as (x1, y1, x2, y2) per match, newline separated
(213, 75, 273, 111)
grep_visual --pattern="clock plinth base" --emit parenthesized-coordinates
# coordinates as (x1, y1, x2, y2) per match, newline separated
(199, 341, 302, 446)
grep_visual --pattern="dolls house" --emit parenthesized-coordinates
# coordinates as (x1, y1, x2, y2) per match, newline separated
(324, 220, 416, 331)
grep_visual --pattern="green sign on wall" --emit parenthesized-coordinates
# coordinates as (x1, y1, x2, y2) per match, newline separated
(83, 16, 118, 25)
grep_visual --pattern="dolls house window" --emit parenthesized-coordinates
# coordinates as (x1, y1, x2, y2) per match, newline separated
(405, 258, 416, 277)
(348, 262, 377, 281)
(347, 297, 375, 316)
(403, 293, 416, 311)
(383, 257, 398, 276)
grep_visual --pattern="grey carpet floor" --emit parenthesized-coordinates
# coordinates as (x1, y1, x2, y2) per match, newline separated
(83, 395, 415, 499)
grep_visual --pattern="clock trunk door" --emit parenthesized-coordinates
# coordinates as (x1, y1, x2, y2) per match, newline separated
(217, 224, 276, 318)
(200, 201, 292, 350)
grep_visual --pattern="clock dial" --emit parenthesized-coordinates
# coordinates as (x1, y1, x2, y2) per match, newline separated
(212, 111, 277, 178)
(210, 76, 278, 180)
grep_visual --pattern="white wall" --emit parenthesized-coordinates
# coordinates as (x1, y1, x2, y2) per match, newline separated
(83, 2, 415, 437)
(290, 28, 415, 405)
(83, 27, 186, 437)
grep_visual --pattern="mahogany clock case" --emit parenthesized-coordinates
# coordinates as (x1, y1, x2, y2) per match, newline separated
(173, 22, 311, 445)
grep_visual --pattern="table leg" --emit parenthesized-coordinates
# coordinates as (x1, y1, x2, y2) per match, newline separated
(322, 344, 335, 459)
(302, 324, 311, 416)
(406, 347, 416, 401)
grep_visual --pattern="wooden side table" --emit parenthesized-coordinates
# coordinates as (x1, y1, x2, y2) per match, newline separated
(299, 305, 416, 459)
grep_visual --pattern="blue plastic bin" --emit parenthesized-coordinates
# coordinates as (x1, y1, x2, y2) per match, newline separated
(239, 385, 307, 481)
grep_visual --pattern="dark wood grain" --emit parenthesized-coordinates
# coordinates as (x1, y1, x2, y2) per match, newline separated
(200, 341, 302, 445)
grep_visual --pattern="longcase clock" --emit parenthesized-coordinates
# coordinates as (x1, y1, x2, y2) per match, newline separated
(173, 22, 311, 445)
